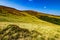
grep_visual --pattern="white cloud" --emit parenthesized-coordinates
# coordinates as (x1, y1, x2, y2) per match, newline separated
(0, 0, 28, 10)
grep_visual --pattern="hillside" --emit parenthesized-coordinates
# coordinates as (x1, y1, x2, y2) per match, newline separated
(0, 6, 60, 25)
(0, 5, 60, 40)
(24, 10, 60, 25)
(0, 5, 41, 23)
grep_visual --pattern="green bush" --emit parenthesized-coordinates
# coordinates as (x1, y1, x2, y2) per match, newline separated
(38, 16, 60, 25)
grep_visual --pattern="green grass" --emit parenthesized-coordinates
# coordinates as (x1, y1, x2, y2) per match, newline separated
(37, 16, 60, 25)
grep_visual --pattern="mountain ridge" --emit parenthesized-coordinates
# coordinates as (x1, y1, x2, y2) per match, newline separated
(0, 5, 60, 16)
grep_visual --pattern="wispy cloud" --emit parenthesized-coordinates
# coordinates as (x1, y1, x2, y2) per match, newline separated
(0, 0, 29, 10)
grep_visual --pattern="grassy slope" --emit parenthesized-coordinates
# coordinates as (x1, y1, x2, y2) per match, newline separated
(0, 6, 45, 24)
(0, 6, 60, 40)
(24, 10, 60, 25)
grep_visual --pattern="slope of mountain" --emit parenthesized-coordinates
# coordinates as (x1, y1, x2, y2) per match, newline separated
(0, 5, 60, 40)
(24, 10, 60, 25)
(0, 5, 42, 23)
(0, 5, 60, 25)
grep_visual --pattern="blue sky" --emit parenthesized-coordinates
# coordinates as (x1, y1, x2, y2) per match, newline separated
(0, 0, 60, 15)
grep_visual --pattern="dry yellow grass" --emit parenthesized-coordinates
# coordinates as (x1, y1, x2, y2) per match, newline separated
(0, 21, 60, 40)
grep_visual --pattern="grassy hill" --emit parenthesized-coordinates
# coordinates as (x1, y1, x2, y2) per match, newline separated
(0, 5, 60, 40)
(0, 6, 42, 23)
(24, 10, 60, 25)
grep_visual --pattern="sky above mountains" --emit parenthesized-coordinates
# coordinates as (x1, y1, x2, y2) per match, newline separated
(0, 0, 60, 15)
